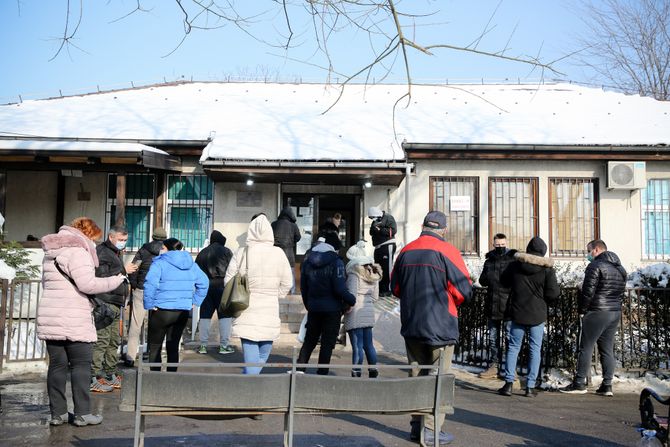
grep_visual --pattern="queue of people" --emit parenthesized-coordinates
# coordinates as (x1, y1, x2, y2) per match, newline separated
(36, 208, 622, 446)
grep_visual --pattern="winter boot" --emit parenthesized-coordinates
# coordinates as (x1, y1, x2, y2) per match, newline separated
(498, 381, 513, 396)
(479, 363, 499, 379)
(369, 368, 379, 379)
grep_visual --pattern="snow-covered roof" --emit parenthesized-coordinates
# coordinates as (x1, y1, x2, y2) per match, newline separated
(0, 81, 668, 162)
(0, 139, 168, 155)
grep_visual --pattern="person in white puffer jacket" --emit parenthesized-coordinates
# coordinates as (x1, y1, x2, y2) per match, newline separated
(343, 241, 382, 378)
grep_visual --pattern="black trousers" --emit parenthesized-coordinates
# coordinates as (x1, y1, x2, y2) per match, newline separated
(297, 311, 342, 375)
(46, 340, 93, 417)
(374, 243, 396, 294)
(147, 308, 189, 372)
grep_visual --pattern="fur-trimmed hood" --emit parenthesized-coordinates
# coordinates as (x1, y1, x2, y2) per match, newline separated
(514, 252, 554, 268)
(41, 226, 99, 267)
(347, 263, 383, 282)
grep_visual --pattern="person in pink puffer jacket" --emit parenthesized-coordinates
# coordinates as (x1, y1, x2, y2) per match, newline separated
(37, 217, 125, 427)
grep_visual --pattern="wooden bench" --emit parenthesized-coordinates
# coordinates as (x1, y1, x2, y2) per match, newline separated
(119, 356, 455, 447)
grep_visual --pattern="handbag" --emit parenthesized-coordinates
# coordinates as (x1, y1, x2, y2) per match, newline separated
(219, 248, 250, 318)
(54, 260, 116, 330)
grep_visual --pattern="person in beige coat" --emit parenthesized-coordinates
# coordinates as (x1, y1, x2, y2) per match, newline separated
(224, 214, 292, 374)
(38, 218, 126, 427)
(343, 241, 382, 378)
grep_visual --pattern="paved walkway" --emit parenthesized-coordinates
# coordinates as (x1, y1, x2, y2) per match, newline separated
(0, 338, 643, 447)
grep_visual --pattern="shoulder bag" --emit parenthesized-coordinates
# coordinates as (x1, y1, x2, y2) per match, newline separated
(54, 260, 116, 330)
(219, 248, 250, 318)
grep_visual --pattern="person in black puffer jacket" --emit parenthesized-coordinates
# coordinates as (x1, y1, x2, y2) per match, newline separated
(478, 233, 517, 378)
(297, 228, 355, 375)
(560, 239, 627, 396)
(271, 206, 302, 293)
(125, 227, 167, 366)
(498, 236, 559, 398)
(195, 230, 234, 355)
(92, 225, 137, 390)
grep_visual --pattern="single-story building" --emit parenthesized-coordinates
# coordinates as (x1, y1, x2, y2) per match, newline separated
(0, 81, 668, 274)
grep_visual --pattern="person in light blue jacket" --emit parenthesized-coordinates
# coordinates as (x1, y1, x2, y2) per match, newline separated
(143, 238, 208, 371)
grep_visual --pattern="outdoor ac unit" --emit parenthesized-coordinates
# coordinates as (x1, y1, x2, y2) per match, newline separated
(607, 161, 646, 189)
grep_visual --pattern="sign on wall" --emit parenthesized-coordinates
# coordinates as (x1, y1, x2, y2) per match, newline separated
(450, 195, 471, 212)
(237, 191, 263, 207)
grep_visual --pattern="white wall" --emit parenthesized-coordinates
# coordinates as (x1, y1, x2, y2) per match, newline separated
(4, 171, 58, 241)
(63, 172, 107, 227)
(214, 182, 278, 251)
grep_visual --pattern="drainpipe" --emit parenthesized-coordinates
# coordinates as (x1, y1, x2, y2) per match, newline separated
(404, 164, 412, 246)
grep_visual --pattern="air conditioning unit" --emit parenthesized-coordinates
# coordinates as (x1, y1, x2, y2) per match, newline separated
(607, 161, 646, 189)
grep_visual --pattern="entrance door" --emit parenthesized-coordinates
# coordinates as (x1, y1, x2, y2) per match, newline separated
(283, 193, 361, 291)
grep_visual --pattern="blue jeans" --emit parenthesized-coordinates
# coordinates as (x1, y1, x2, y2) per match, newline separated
(241, 339, 273, 375)
(504, 321, 544, 389)
(348, 327, 377, 373)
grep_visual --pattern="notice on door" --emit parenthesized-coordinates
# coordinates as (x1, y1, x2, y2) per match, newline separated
(450, 196, 471, 212)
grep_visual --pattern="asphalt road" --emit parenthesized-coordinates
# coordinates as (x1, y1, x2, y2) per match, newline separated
(0, 341, 643, 447)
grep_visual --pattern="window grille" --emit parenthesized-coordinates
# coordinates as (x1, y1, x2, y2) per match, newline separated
(166, 174, 214, 252)
(106, 174, 155, 252)
(642, 178, 670, 260)
(488, 177, 538, 252)
(430, 177, 479, 255)
(549, 178, 599, 257)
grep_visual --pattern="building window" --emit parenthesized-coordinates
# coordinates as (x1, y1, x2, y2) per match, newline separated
(106, 174, 155, 252)
(549, 178, 599, 257)
(642, 178, 670, 260)
(166, 174, 214, 252)
(488, 177, 538, 252)
(430, 177, 479, 255)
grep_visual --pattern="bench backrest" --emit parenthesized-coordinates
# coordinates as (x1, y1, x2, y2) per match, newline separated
(120, 370, 455, 415)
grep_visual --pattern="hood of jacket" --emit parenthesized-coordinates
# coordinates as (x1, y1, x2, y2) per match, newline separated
(209, 230, 227, 246)
(278, 206, 297, 223)
(158, 250, 194, 270)
(143, 240, 164, 256)
(247, 215, 274, 246)
(596, 250, 627, 278)
(41, 226, 99, 266)
(305, 243, 340, 269)
(514, 251, 554, 274)
(348, 263, 383, 282)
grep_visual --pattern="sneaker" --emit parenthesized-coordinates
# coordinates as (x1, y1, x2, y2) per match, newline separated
(49, 412, 69, 426)
(197, 344, 207, 354)
(218, 345, 235, 355)
(106, 374, 122, 389)
(423, 427, 455, 446)
(595, 384, 613, 397)
(479, 364, 499, 380)
(72, 414, 103, 426)
(559, 382, 587, 394)
(90, 377, 113, 393)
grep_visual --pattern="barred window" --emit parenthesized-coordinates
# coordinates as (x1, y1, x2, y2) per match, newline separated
(166, 174, 214, 252)
(549, 178, 599, 257)
(106, 174, 155, 252)
(642, 178, 670, 260)
(430, 177, 479, 255)
(488, 178, 538, 252)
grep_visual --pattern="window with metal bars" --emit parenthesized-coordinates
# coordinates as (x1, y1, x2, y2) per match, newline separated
(429, 177, 479, 255)
(106, 174, 155, 252)
(166, 174, 214, 252)
(488, 177, 538, 252)
(641, 178, 670, 260)
(548, 178, 599, 257)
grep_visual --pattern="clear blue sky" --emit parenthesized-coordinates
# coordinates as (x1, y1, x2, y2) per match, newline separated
(0, 1, 593, 104)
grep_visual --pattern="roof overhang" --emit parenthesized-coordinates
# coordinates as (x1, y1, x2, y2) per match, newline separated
(402, 143, 670, 160)
(202, 160, 410, 186)
(0, 137, 182, 171)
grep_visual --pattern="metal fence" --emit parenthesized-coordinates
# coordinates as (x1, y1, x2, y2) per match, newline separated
(1, 279, 668, 373)
(457, 287, 670, 374)
(0, 279, 45, 370)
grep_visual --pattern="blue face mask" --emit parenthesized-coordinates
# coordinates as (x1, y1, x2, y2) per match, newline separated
(586, 254, 593, 262)
(115, 241, 127, 251)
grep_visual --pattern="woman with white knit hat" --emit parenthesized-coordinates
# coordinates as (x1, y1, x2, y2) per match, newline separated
(343, 240, 382, 378)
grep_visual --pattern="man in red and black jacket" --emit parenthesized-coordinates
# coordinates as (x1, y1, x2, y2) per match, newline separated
(391, 210, 472, 445)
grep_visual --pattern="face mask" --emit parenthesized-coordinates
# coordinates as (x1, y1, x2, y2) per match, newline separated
(586, 254, 593, 262)
(494, 246, 506, 255)
(115, 241, 127, 251)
